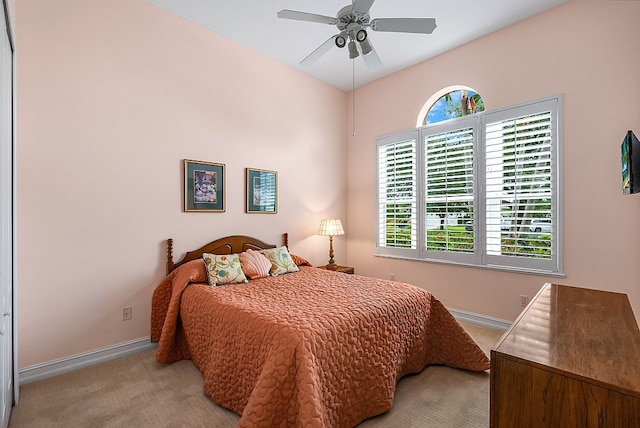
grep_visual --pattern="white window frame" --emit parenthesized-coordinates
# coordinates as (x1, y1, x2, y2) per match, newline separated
(376, 95, 563, 275)
(422, 116, 479, 265)
(376, 130, 420, 259)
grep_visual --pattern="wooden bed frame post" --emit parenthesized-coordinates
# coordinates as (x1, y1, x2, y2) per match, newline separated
(166, 238, 174, 275)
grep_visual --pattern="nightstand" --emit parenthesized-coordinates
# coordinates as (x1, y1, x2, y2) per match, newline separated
(317, 265, 354, 274)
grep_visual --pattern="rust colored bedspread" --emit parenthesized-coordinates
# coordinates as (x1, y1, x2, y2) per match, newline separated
(151, 260, 489, 427)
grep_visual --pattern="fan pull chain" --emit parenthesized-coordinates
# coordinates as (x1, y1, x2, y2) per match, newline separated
(352, 59, 356, 137)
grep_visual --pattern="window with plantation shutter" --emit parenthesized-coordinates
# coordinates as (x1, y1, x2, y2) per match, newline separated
(483, 98, 559, 271)
(376, 131, 419, 258)
(376, 96, 562, 274)
(424, 118, 477, 264)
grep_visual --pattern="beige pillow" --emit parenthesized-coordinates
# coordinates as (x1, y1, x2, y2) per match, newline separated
(239, 249, 272, 279)
(259, 246, 299, 276)
(202, 253, 248, 286)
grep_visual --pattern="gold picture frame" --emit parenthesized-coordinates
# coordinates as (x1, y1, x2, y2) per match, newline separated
(184, 159, 225, 212)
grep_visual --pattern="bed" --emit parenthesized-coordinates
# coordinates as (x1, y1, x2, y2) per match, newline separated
(151, 234, 490, 427)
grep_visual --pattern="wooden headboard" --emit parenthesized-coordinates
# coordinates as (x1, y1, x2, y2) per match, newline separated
(167, 233, 289, 274)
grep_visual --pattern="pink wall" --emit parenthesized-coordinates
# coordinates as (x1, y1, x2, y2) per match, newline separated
(16, 0, 347, 367)
(347, 1, 640, 321)
(16, 0, 640, 369)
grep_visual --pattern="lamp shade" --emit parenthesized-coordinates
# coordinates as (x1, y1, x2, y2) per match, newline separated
(317, 218, 344, 237)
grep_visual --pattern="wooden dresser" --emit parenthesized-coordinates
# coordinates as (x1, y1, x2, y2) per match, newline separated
(490, 283, 640, 427)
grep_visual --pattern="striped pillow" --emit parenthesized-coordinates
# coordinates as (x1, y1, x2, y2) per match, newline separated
(239, 249, 272, 279)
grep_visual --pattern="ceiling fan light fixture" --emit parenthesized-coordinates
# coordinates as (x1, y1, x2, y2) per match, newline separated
(348, 40, 359, 59)
(359, 38, 373, 56)
(278, 2, 437, 70)
(356, 29, 367, 43)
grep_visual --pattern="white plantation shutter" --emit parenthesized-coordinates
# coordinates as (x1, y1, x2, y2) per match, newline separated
(376, 96, 562, 274)
(423, 117, 477, 263)
(483, 98, 560, 272)
(377, 131, 419, 258)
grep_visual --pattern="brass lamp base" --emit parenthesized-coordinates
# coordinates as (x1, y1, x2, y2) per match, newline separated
(326, 235, 337, 270)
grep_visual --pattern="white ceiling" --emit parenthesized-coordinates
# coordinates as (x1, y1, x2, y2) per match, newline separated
(144, 0, 569, 92)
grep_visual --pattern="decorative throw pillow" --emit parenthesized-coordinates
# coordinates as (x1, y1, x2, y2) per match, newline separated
(239, 249, 272, 279)
(291, 253, 312, 267)
(202, 253, 248, 286)
(260, 246, 299, 276)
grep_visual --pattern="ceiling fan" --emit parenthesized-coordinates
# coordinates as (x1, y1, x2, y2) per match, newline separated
(277, 0, 437, 70)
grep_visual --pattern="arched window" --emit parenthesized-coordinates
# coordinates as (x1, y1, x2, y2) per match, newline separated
(384, 95, 563, 274)
(417, 86, 485, 126)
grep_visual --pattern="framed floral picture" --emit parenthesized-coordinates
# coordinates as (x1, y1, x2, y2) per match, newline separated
(245, 168, 277, 213)
(184, 159, 225, 212)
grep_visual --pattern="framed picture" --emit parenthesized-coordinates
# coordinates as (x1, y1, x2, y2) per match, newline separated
(184, 159, 225, 212)
(245, 168, 277, 213)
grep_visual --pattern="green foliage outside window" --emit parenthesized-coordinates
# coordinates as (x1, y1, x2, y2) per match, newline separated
(424, 90, 485, 125)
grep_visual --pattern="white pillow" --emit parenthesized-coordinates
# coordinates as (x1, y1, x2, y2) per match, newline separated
(259, 246, 299, 276)
(202, 253, 248, 285)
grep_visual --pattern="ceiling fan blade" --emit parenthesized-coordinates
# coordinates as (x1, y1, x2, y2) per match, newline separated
(300, 35, 339, 66)
(352, 0, 375, 16)
(370, 18, 437, 34)
(277, 10, 337, 25)
(361, 44, 382, 71)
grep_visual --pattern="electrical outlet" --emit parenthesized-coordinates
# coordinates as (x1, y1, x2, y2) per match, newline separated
(520, 295, 529, 307)
(390, 273, 396, 281)
(122, 306, 132, 321)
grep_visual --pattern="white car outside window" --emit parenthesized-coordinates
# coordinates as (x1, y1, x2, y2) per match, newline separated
(529, 219, 552, 233)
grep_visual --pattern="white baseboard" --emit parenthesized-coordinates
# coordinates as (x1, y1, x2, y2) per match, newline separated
(18, 311, 508, 386)
(449, 308, 512, 332)
(19, 337, 157, 385)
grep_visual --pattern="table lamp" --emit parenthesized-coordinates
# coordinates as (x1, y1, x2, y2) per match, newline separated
(317, 218, 345, 270)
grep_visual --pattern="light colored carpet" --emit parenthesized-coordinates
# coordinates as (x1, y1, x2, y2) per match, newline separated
(9, 322, 503, 427)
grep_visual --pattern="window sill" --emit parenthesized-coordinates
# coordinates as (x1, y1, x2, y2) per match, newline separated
(373, 253, 565, 278)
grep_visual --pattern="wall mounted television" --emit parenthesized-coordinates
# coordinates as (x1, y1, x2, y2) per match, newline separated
(621, 130, 640, 194)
